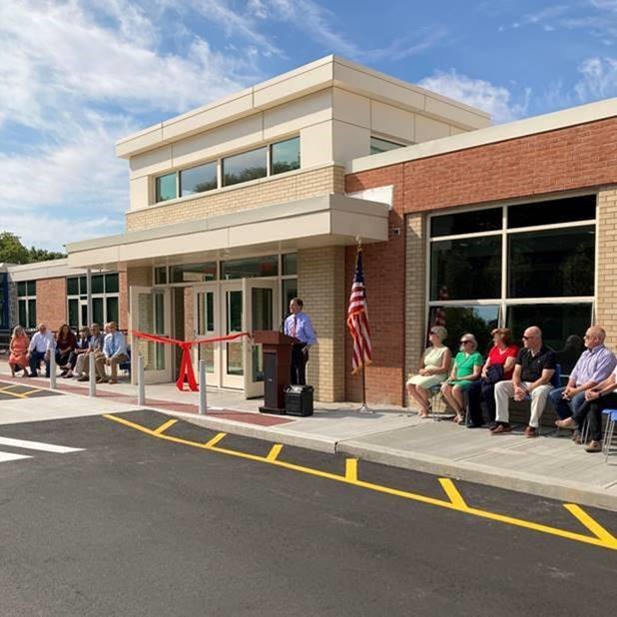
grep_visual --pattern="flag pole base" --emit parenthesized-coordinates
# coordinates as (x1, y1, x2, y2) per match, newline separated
(358, 403, 374, 414)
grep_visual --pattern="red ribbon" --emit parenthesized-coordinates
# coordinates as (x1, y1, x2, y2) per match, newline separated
(131, 330, 250, 392)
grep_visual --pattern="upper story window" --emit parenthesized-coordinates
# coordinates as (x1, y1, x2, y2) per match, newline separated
(271, 137, 300, 175)
(153, 135, 301, 203)
(222, 147, 268, 187)
(180, 161, 217, 197)
(156, 172, 177, 203)
(17, 280, 36, 330)
(370, 136, 406, 155)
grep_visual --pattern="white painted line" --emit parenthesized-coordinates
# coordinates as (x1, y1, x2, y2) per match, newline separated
(0, 436, 83, 454)
(0, 451, 31, 463)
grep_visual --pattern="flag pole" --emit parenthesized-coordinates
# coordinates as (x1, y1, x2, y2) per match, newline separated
(355, 236, 373, 414)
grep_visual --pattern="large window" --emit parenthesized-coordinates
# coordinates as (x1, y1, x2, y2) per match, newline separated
(66, 273, 119, 330)
(222, 147, 267, 187)
(180, 162, 217, 197)
(271, 137, 300, 175)
(428, 194, 596, 357)
(156, 172, 177, 203)
(17, 280, 36, 330)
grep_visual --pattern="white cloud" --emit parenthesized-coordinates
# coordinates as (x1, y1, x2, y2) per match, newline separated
(418, 70, 530, 124)
(575, 56, 617, 100)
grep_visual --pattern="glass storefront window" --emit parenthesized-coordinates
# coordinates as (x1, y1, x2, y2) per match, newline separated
(170, 263, 217, 283)
(91, 275, 104, 294)
(180, 161, 217, 196)
(508, 227, 595, 298)
(67, 277, 78, 295)
(508, 195, 596, 229)
(68, 299, 79, 329)
(154, 267, 167, 285)
(17, 282, 26, 297)
(282, 278, 298, 316)
(106, 297, 119, 324)
(430, 208, 502, 237)
(271, 137, 300, 175)
(282, 253, 297, 276)
(156, 172, 177, 202)
(221, 255, 278, 279)
(222, 147, 267, 187)
(429, 305, 499, 355)
(430, 236, 501, 301)
(105, 273, 119, 294)
(507, 303, 591, 371)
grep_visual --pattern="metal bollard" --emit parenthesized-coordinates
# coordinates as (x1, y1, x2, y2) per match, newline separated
(49, 352, 57, 390)
(137, 355, 145, 406)
(199, 360, 207, 415)
(88, 353, 96, 397)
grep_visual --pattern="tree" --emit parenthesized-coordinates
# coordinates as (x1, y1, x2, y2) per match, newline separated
(0, 231, 65, 264)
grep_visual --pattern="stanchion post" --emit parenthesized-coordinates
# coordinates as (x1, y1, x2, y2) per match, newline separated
(199, 360, 207, 415)
(137, 355, 145, 406)
(49, 351, 57, 390)
(88, 353, 96, 397)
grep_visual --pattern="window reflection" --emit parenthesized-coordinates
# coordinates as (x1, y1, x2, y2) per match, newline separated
(429, 305, 499, 355)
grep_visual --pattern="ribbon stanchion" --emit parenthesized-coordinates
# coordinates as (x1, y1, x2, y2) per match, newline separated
(130, 330, 251, 392)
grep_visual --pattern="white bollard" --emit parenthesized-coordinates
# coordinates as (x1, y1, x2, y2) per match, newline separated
(199, 360, 207, 415)
(88, 353, 96, 397)
(49, 352, 57, 390)
(137, 355, 145, 406)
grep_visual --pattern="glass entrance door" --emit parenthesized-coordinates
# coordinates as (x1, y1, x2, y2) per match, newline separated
(129, 286, 172, 384)
(244, 279, 278, 398)
(194, 284, 220, 389)
(221, 282, 244, 389)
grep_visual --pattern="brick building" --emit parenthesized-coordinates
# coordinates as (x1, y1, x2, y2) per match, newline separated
(5, 56, 617, 406)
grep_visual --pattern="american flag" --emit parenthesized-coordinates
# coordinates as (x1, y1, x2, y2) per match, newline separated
(347, 248, 372, 374)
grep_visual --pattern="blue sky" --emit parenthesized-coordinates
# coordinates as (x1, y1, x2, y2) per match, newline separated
(1, 0, 617, 251)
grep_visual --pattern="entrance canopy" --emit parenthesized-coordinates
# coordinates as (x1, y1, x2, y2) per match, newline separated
(66, 194, 389, 269)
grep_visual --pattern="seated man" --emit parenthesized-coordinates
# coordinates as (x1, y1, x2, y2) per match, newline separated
(548, 326, 615, 426)
(98, 321, 128, 384)
(556, 365, 617, 452)
(77, 323, 106, 382)
(26, 323, 54, 378)
(492, 326, 555, 438)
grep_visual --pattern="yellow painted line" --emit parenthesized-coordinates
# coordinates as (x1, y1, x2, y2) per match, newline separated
(103, 414, 617, 552)
(345, 458, 358, 482)
(0, 386, 29, 399)
(204, 432, 227, 448)
(266, 444, 283, 461)
(439, 478, 468, 509)
(563, 503, 617, 548)
(153, 419, 178, 435)
(18, 388, 45, 397)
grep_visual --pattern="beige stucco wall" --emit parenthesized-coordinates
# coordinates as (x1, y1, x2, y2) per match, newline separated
(126, 164, 345, 231)
(298, 246, 346, 402)
(404, 213, 427, 403)
(595, 187, 617, 348)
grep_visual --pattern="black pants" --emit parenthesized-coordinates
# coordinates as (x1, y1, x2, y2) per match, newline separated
(467, 379, 497, 426)
(29, 350, 50, 378)
(573, 392, 617, 441)
(291, 344, 308, 385)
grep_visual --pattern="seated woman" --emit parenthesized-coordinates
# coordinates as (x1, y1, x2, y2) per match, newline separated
(8, 325, 30, 377)
(55, 324, 76, 377)
(466, 328, 518, 428)
(441, 333, 483, 424)
(406, 326, 451, 418)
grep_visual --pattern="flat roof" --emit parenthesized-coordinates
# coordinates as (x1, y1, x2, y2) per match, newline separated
(116, 55, 491, 159)
(348, 96, 617, 174)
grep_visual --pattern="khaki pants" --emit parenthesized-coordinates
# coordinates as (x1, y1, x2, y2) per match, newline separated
(97, 354, 129, 380)
(494, 380, 552, 428)
(83, 351, 107, 380)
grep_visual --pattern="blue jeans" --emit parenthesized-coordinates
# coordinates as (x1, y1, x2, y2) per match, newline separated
(29, 350, 50, 378)
(548, 387, 587, 419)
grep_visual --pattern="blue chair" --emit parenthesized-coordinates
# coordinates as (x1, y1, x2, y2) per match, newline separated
(119, 344, 131, 377)
(602, 409, 617, 461)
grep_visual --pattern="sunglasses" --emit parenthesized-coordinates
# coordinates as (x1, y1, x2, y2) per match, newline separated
(460, 340, 473, 344)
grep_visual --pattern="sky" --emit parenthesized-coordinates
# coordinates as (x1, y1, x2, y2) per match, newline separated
(1, 0, 617, 251)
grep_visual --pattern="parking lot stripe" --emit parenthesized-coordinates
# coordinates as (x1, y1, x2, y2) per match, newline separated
(345, 458, 358, 482)
(153, 419, 177, 435)
(563, 503, 617, 546)
(439, 478, 468, 510)
(0, 451, 32, 463)
(266, 444, 283, 461)
(204, 432, 227, 448)
(0, 386, 30, 399)
(103, 414, 617, 552)
(0, 436, 83, 454)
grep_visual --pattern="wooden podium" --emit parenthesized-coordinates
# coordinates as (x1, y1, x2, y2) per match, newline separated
(253, 330, 296, 414)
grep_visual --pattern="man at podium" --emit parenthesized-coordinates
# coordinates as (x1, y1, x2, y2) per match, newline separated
(284, 297, 317, 385)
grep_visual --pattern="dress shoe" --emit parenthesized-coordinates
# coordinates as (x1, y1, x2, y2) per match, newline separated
(491, 423, 512, 434)
(524, 426, 537, 438)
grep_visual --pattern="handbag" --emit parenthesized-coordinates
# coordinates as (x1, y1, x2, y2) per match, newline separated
(483, 364, 504, 385)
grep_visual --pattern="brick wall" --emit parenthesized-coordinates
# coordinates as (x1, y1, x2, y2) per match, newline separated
(345, 166, 406, 405)
(126, 165, 346, 231)
(346, 116, 617, 406)
(35, 278, 66, 331)
(299, 246, 346, 402)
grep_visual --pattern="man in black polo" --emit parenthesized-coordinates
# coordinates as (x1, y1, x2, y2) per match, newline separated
(492, 326, 556, 437)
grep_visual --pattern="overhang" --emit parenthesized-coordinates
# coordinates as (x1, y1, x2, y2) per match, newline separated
(66, 194, 389, 270)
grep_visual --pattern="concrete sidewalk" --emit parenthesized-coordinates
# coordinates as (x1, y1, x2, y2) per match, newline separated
(2, 367, 616, 511)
